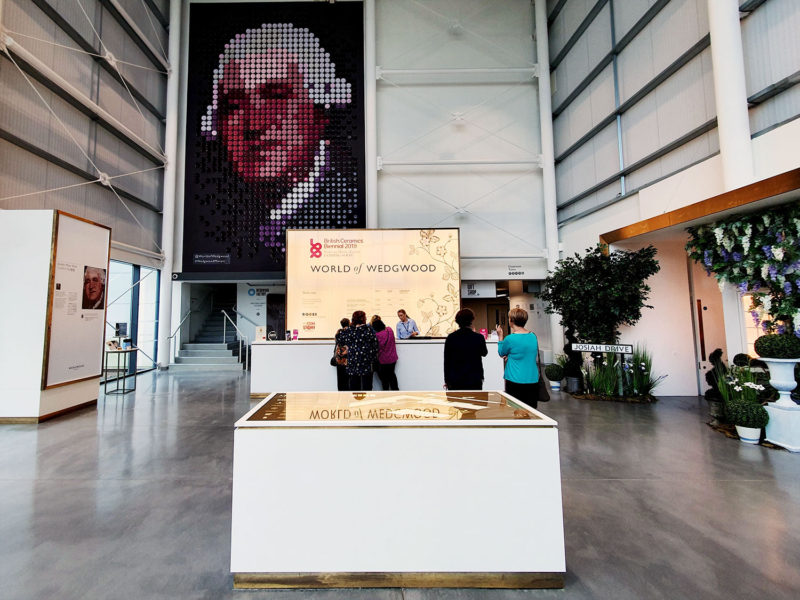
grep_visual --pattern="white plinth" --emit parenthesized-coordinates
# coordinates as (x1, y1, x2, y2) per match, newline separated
(765, 403, 800, 452)
(251, 339, 505, 394)
(231, 391, 565, 588)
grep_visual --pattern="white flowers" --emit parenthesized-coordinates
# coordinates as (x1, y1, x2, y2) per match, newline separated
(773, 247, 785, 261)
(743, 382, 765, 391)
(742, 235, 751, 253)
(714, 227, 724, 245)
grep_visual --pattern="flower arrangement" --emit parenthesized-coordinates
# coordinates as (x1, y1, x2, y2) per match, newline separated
(685, 202, 800, 335)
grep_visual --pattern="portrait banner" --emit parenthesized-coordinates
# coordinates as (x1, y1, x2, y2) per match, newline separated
(286, 229, 461, 339)
(183, 2, 366, 274)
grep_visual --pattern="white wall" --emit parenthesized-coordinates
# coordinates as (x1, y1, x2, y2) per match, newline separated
(614, 237, 699, 397)
(236, 284, 286, 342)
(0, 211, 54, 417)
(375, 0, 546, 274)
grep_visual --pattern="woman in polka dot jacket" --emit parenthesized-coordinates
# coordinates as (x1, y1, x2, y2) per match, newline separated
(340, 310, 378, 391)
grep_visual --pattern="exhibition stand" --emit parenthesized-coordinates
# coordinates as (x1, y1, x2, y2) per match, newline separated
(0, 210, 110, 423)
(231, 390, 565, 589)
(250, 338, 505, 393)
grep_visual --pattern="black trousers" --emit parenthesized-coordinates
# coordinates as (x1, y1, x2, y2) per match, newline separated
(336, 365, 349, 391)
(348, 373, 374, 391)
(376, 362, 399, 390)
(504, 379, 538, 409)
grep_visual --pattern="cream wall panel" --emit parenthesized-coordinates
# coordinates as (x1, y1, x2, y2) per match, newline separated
(552, 4, 612, 108)
(612, 0, 657, 41)
(50, 0, 103, 47)
(117, 0, 168, 53)
(553, 62, 615, 155)
(750, 88, 800, 137)
(96, 68, 162, 149)
(557, 180, 622, 224)
(621, 51, 714, 166)
(99, 11, 167, 113)
(548, 0, 597, 59)
(742, 0, 800, 96)
(617, 0, 709, 105)
(556, 121, 617, 202)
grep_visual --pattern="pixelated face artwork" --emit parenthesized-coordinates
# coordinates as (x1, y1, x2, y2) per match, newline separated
(217, 51, 327, 185)
(185, 8, 366, 274)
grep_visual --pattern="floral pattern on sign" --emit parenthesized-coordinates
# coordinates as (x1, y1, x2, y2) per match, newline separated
(408, 229, 459, 335)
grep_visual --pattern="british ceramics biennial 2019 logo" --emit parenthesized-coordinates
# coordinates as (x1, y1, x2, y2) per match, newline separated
(309, 238, 322, 258)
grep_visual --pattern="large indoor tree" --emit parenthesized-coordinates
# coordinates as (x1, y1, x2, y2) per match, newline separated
(540, 244, 660, 378)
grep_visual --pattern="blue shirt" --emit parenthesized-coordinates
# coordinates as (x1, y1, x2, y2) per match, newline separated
(396, 318, 420, 339)
(497, 332, 539, 384)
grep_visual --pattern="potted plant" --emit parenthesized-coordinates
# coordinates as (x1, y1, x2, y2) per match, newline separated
(544, 363, 564, 391)
(726, 400, 769, 444)
(754, 332, 800, 407)
(540, 244, 660, 395)
(704, 349, 727, 426)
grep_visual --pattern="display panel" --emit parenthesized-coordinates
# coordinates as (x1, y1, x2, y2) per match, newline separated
(182, 2, 366, 275)
(247, 391, 542, 423)
(286, 228, 461, 338)
(44, 213, 111, 388)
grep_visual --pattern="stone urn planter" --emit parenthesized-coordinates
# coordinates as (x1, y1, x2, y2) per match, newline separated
(758, 358, 799, 407)
(754, 334, 800, 451)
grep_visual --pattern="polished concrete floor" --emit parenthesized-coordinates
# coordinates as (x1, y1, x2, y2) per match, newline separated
(2, 371, 800, 600)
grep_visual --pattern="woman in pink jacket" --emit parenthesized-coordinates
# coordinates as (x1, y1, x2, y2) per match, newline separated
(372, 319, 399, 390)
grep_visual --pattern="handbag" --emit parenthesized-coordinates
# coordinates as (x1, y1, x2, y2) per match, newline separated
(537, 353, 551, 402)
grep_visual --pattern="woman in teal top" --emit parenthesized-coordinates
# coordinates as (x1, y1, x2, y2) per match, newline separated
(495, 307, 540, 408)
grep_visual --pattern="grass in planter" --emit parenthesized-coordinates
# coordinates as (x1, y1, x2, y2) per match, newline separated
(583, 353, 619, 396)
(624, 345, 665, 397)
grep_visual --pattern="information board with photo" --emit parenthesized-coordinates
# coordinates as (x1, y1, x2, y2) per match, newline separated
(44, 213, 111, 388)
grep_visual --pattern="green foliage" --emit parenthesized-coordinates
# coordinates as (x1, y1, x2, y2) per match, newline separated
(754, 333, 800, 358)
(726, 400, 769, 429)
(544, 363, 564, 381)
(622, 345, 666, 397)
(582, 354, 619, 396)
(732, 353, 752, 367)
(685, 201, 800, 333)
(580, 346, 665, 398)
(554, 353, 569, 369)
(540, 244, 660, 344)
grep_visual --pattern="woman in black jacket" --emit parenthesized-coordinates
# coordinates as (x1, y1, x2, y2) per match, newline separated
(443, 308, 488, 390)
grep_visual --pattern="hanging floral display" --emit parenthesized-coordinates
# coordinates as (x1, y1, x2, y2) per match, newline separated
(685, 202, 800, 336)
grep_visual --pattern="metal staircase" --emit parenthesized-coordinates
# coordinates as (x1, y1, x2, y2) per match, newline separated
(169, 287, 246, 372)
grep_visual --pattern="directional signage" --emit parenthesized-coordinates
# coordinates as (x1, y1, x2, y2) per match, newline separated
(571, 343, 633, 354)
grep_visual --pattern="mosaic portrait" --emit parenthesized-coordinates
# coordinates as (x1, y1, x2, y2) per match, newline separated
(183, 2, 365, 274)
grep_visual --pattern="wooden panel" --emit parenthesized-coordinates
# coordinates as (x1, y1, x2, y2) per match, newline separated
(600, 168, 800, 244)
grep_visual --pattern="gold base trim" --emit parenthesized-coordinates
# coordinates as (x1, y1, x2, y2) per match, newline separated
(0, 417, 39, 424)
(233, 572, 565, 589)
(250, 393, 269, 399)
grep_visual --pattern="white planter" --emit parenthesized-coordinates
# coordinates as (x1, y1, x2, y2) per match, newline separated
(549, 381, 561, 391)
(759, 357, 800, 408)
(735, 425, 762, 444)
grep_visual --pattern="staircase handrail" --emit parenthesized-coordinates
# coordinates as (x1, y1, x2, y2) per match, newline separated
(221, 310, 250, 371)
(230, 307, 259, 327)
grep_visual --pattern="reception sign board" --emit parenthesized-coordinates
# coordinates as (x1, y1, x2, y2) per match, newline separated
(286, 229, 460, 339)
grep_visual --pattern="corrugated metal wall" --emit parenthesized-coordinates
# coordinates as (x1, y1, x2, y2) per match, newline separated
(548, 0, 800, 224)
(0, 0, 167, 255)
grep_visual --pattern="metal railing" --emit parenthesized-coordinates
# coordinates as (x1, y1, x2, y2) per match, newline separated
(166, 290, 213, 363)
(221, 310, 250, 371)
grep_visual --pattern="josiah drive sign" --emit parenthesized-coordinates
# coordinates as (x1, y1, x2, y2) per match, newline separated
(570, 343, 633, 354)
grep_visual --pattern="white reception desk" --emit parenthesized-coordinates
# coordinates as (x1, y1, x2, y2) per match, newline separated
(231, 390, 565, 589)
(251, 339, 505, 394)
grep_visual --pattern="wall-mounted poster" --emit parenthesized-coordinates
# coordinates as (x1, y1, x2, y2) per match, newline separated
(182, 1, 366, 275)
(44, 213, 111, 388)
(286, 229, 461, 339)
